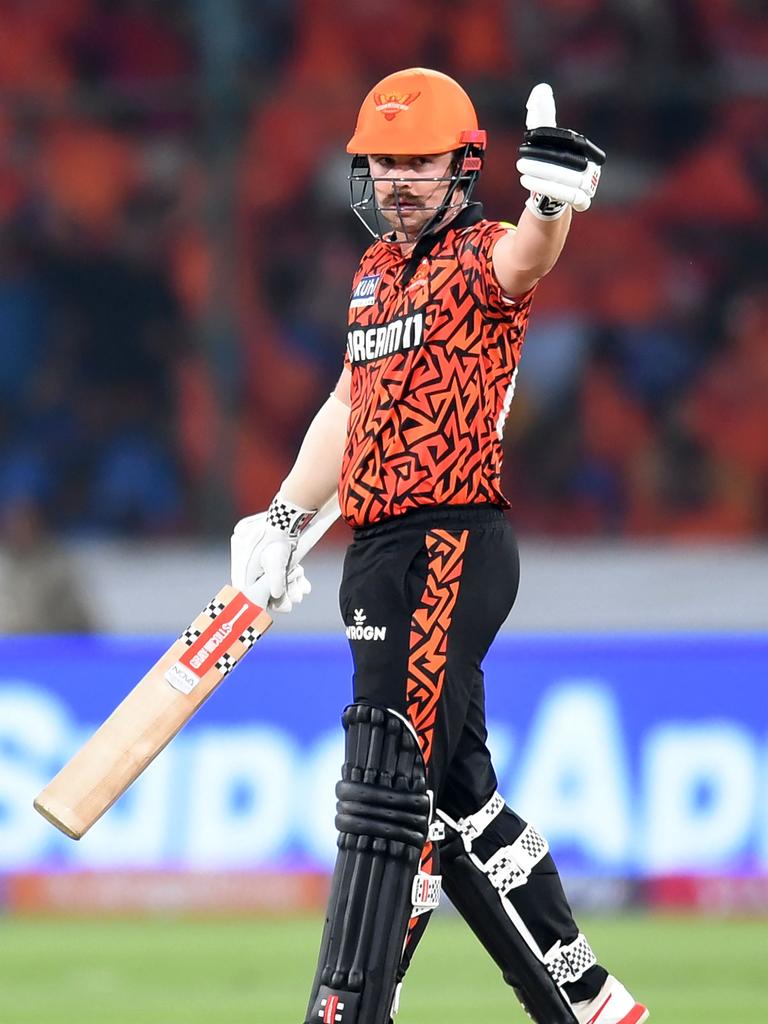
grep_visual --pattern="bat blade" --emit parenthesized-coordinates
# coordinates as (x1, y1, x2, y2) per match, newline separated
(33, 584, 271, 839)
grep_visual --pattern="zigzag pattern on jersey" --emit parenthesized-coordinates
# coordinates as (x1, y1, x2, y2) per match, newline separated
(340, 221, 533, 527)
(406, 528, 468, 765)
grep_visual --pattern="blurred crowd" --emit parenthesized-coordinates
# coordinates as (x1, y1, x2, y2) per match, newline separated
(1, 0, 767, 541)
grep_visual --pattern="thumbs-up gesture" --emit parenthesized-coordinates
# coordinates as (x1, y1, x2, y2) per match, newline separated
(516, 84, 606, 219)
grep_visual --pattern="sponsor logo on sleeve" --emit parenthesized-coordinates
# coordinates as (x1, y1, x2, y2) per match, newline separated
(350, 274, 381, 309)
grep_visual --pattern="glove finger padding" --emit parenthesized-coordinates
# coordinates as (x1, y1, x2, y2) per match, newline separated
(517, 159, 593, 191)
(519, 126, 606, 170)
(520, 176, 593, 212)
(519, 162, 600, 212)
(519, 124, 605, 216)
(520, 176, 592, 212)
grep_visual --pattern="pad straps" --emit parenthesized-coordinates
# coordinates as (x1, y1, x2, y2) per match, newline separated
(544, 933, 598, 987)
(481, 823, 549, 895)
(435, 793, 584, 1023)
(433, 789, 505, 847)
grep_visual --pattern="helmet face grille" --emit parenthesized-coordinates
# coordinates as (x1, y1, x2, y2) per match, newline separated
(348, 146, 483, 243)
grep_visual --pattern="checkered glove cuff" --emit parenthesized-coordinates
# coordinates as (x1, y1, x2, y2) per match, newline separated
(266, 493, 317, 538)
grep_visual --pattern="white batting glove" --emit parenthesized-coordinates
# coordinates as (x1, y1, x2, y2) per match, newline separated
(270, 563, 312, 615)
(230, 493, 316, 612)
(516, 83, 606, 219)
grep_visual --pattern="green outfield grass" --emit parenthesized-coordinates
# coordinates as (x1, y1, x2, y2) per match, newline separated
(0, 912, 765, 1023)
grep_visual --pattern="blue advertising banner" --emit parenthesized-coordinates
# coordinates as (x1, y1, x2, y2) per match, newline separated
(1, 633, 766, 878)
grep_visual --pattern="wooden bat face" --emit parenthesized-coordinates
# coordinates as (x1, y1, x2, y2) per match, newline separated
(33, 585, 272, 840)
(33, 492, 342, 840)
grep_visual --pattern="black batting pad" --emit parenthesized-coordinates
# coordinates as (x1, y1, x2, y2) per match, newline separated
(304, 704, 429, 1024)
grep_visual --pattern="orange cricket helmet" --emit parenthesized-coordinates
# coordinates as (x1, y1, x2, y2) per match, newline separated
(347, 67, 486, 156)
(346, 68, 487, 242)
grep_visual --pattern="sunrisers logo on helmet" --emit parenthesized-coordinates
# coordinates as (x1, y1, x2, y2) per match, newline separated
(347, 68, 487, 243)
(373, 92, 421, 121)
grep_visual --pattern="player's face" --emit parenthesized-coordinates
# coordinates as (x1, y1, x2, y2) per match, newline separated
(368, 152, 459, 237)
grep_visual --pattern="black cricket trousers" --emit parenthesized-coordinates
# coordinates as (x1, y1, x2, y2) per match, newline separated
(338, 503, 603, 1003)
(340, 504, 516, 812)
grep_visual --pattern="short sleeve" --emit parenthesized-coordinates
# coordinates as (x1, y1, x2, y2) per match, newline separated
(457, 221, 535, 320)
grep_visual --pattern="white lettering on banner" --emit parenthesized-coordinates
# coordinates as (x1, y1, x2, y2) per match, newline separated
(485, 722, 516, 788)
(2, 681, 766, 874)
(346, 313, 423, 366)
(185, 728, 298, 866)
(300, 730, 345, 863)
(643, 724, 758, 871)
(0, 686, 71, 867)
(510, 683, 632, 864)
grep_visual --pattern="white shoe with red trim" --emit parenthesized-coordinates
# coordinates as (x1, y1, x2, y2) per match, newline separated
(572, 974, 649, 1024)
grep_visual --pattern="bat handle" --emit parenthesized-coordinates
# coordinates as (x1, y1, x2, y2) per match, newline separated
(295, 493, 341, 561)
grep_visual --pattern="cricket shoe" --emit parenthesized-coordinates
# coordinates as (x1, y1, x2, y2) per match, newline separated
(572, 974, 649, 1024)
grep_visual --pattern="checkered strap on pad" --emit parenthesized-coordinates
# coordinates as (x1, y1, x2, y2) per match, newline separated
(544, 932, 597, 986)
(481, 823, 549, 895)
(455, 790, 505, 841)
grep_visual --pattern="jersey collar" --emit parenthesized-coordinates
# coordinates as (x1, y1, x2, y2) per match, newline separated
(401, 202, 484, 285)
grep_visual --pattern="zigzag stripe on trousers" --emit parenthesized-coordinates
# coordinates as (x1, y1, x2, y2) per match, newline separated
(406, 528, 468, 764)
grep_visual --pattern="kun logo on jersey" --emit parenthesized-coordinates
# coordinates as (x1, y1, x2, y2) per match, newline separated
(347, 312, 424, 366)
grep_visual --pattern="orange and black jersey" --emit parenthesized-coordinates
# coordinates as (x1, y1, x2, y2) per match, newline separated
(339, 204, 534, 528)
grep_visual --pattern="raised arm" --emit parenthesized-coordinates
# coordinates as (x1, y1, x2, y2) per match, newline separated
(492, 83, 606, 299)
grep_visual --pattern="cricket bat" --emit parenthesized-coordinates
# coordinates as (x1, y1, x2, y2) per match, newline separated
(34, 496, 340, 840)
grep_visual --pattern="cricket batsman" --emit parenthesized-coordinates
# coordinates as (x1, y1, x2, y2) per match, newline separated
(231, 68, 648, 1024)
